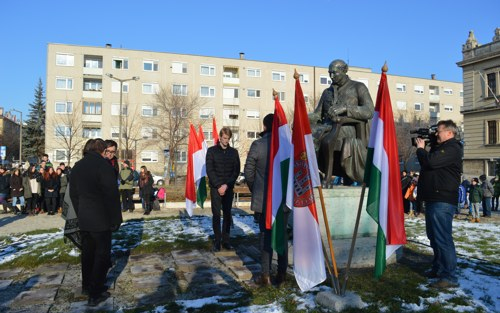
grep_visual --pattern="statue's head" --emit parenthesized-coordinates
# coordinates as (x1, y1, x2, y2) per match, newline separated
(328, 59, 348, 85)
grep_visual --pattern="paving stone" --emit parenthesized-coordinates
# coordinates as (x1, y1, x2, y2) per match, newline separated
(230, 266, 253, 281)
(33, 263, 68, 275)
(239, 254, 256, 264)
(217, 255, 244, 267)
(171, 250, 203, 260)
(131, 274, 170, 289)
(25, 273, 65, 288)
(12, 287, 58, 305)
(0, 280, 12, 291)
(183, 271, 226, 284)
(245, 263, 262, 273)
(128, 253, 164, 264)
(0, 268, 22, 279)
(130, 263, 165, 275)
(67, 297, 114, 313)
(213, 249, 237, 257)
(7, 305, 51, 313)
(175, 259, 209, 272)
(190, 283, 236, 297)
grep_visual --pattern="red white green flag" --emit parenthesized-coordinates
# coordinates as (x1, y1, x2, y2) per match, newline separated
(365, 67, 407, 278)
(185, 124, 207, 216)
(292, 76, 326, 291)
(197, 125, 208, 209)
(212, 117, 219, 145)
(265, 95, 293, 255)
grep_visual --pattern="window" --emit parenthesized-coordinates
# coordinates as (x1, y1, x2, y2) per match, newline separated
(396, 101, 407, 110)
(172, 62, 187, 74)
(56, 77, 73, 90)
(142, 105, 158, 117)
(55, 101, 73, 114)
(487, 73, 497, 97)
(414, 85, 424, 94)
(54, 149, 68, 162)
(320, 75, 332, 85)
(83, 79, 102, 91)
(247, 89, 261, 98)
(141, 127, 158, 139)
(203, 131, 213, 141)
(246, 110, 260, 119)
(83, 101, 102, 115)
(172, 107, 188, 118)
(429, 86, 439, 95)
(304, 94, 310, 104)
(143, 60, 159, 71)
(444, 105, 453, 112)
(142, 83, 159, 94)
(173, 84, 188, 96)
(200, 86, 215, 97)
(487, 120, 498, 144)
(275, 91, 285, 101)
(460, 90, 464, 97)
(141, 151, 159, 162)
(84, 55, 102, 68)
(247, 68, 261, 77)
(175, 151, 187, 163)
(111, 104, 127, 116)
(414, 103, 423, 111)
(111, 81, 129, 93)
(299, 74, 310, 83)
(443, 88, 453, 95)
(112, 58, 128, 69)
(55, 125, 71, 137)
(199, 108, 215, 119)
(487, 160, 497, 176)
(56, 53, 74, 66)
(200, 65, 216, 76)
(110, 126, 121, 139)
(83, 127, 102, 138)
(396, 83, 406, 93)
(247, 131, 259, 139)
(272, 71, 285, 81)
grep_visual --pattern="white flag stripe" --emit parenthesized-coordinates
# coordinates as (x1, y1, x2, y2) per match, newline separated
(304, 133, 321, 188)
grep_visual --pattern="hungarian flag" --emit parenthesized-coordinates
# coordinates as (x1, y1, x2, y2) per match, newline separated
(197, 125, 208, 209)
(185, 124, 207, 216)
(265, 95, 293, 255)
(365, 66, 407, 278)
(212, 117, 219, 145)
(292, 75, 326, 291)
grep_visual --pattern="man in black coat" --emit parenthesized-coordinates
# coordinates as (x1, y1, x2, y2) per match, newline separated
(206, 127, 240, 251)
(70, 138, 122, 307)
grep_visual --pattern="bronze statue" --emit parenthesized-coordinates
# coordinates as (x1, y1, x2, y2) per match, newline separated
(310, 59, 374, 186)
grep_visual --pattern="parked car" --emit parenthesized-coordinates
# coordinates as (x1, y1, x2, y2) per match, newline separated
(152, 173, 165, 186)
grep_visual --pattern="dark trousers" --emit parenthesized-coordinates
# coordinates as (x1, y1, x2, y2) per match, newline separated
(259, 210, 290, 275)
(26, 194, 39, 214)
(81, 230, 111, 297)
(482, 197, 492, 217)
(210, 187, 234, 244)
(45, 197, 57, 214)
(424, 201, 457, 282)
(120, 189, 134, 211)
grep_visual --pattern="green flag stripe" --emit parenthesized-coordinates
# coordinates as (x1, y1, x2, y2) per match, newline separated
(271, 158, 290, 255)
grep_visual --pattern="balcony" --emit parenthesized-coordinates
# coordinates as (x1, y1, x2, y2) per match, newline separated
(83, 67, 103, 76)
(223, 76, 240, 85)
(429, 94, 440, 102)
(82, 90, 102, 98)
(82, 114, 102, 123)
(223, 97, 239, 106)
(223, 118, 240, 127)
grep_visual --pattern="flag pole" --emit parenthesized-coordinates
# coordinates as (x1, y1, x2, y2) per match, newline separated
(340, 182, 366, 295)
(317, 185, 341, 294)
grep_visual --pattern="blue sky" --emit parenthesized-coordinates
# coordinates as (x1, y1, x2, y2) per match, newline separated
(0, 0, 498, 119)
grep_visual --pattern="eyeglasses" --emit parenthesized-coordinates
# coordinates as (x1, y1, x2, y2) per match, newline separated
(105, 149, 116, 154)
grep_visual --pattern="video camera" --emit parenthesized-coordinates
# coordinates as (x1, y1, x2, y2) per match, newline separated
(410, 125, 438, 147)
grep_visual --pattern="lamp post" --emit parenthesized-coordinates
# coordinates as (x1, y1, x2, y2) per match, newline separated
(10, 109, 22, 163)
(106, 74, 139, 160)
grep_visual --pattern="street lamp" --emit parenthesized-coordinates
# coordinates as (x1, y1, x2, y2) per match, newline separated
(106, 73, 139, 160)
(10, 109, 22, 163)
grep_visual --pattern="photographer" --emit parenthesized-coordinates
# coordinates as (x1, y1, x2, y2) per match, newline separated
(415, 120, 462, 289)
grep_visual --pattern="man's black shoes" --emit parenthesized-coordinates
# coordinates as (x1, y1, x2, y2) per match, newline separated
(88, 291, 110, 307)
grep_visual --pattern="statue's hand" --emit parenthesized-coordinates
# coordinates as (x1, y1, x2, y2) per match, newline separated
(328, 105, 347, 119)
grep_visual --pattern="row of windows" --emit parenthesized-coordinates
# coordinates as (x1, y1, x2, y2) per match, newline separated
(53, 149, 186, 163)
(394, 101, 455, 112)
(395, 83, 461, 96)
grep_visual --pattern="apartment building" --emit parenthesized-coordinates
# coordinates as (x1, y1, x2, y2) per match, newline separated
(457, 28, 500, 177)
(0, 107, 21, 163)
(46, 43, 463, 175)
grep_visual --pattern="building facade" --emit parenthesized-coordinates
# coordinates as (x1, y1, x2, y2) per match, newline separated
(457, 28, 500, 178)
(46, 43, 463, 175)
(0, 107, 21, 164)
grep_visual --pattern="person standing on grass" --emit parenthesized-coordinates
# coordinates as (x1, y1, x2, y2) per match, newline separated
(24, 165, 41, 216)
(206, 127, 240, 252)
(468, 178, 483, 223)
(57, 167, 68, 214)
(416, 119, 462, 289)
(118, 160, 135, 212)
(479, 174, 493, 218)
(42, 166, 59, 215)
(9, 168, 24, 215)
(139, 166, 154, 215)
(70, 138, 122, 307)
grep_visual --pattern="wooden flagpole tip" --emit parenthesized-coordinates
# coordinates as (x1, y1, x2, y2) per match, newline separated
(272, 88, 278, 99)
(381, 62, 388, 73)
(293, 68, 300, 80)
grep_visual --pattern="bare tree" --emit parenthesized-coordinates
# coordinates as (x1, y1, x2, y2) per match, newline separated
(51, 102, 86, 166)
(121, 105, 142, 162)
(394, 109, 430, 171)
(152, 86, 207, 185)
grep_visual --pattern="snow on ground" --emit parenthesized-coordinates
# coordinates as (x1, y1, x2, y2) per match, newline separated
(0, 214, 498, 312)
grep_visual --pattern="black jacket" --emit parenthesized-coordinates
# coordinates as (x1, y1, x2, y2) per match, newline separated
(70, 151, 122, 232)
(416, 138, 463, 205)
(206, 143, 240, 190)
(244, 131, 271, 213)
(0, 173, 10, 195)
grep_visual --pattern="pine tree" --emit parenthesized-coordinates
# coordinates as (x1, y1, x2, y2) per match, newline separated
(22, 78, 45, 161)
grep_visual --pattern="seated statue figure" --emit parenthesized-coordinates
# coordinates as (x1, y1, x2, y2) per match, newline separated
(309, 59, 374, 186)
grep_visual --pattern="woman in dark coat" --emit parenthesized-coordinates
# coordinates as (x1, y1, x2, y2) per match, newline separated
(139, 166, 154, 215)
(24, 165, 41, 216)
(9, 168, 24, 214)
(42, 166, 60, 215)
